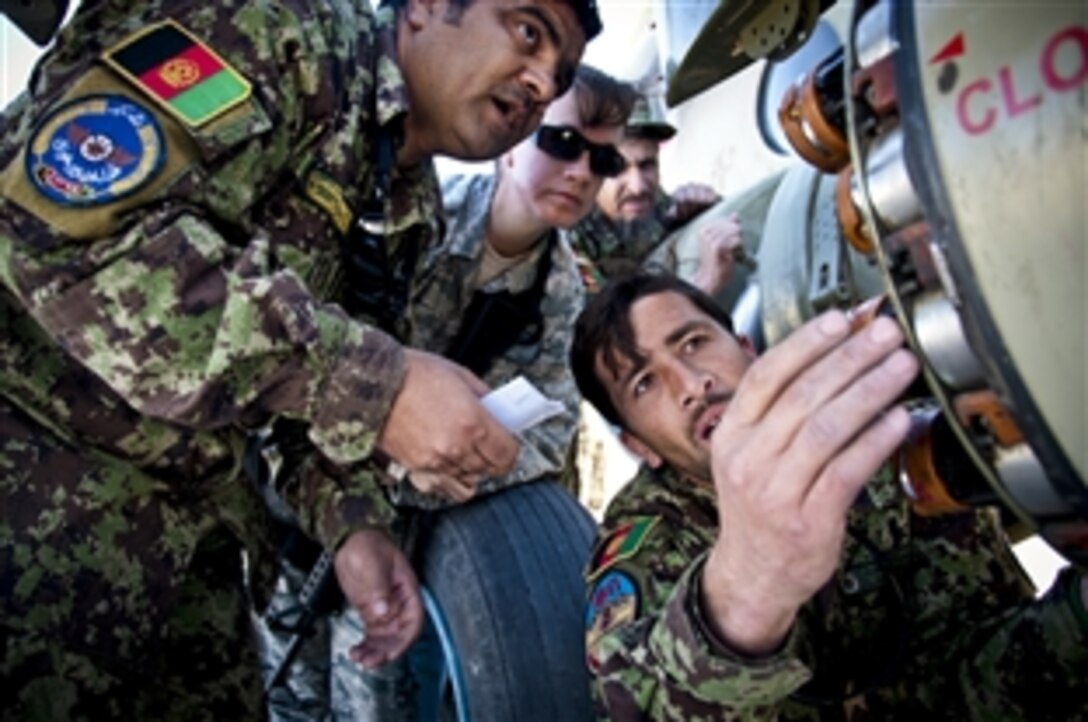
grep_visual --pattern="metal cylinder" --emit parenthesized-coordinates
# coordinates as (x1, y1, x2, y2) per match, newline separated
(996, 444, 1075, 518)
(912, 291, 985, 390)
(898, 404, 995, 516)
(864, 127, 922, 231)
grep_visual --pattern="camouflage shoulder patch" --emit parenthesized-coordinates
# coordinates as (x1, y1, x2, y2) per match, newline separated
(588, 516, 660, 581)
(585, 569, 640, 671)
(25, 94, 165, 206)
(101, 19, 252, 128)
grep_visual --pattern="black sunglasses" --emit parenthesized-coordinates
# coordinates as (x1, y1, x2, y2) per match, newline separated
(534, 125, 626, 178)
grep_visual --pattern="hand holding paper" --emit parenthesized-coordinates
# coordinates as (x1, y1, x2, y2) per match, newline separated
(387, 375, 566, 499)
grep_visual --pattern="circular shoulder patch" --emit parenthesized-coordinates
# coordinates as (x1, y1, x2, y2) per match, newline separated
(585, 569, 640, 652)
(25, 94, 165, 207)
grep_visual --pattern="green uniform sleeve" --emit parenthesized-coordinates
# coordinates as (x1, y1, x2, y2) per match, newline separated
(592, 556, 812, 722)
(586, 479, 813, 722)
(277, 445, 399, 550)
(589, 467, 1088, 721)
(0, 2, 408, 544)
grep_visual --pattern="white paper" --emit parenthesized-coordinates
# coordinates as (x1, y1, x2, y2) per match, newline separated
(480, 375, 566, 434)
(386, 376, 565, 481)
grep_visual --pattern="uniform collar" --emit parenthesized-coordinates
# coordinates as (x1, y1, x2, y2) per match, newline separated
(372, 6, 411, 130)
(440, 174, 555, 291)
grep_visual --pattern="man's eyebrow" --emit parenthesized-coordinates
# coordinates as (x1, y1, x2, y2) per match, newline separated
(664, 320, 712, 348)
(615, 353, 646, 390)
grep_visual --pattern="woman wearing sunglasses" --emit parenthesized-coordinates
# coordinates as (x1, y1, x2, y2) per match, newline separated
(392, 63, 637, 506)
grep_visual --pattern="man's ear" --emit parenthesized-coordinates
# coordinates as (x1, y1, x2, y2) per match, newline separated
(737, 334, 757, 360)
(403, 0, 439, 30)
(619, 430, 663, 469)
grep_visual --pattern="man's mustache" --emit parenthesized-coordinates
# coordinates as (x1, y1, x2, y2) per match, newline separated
(618, 191, 653, 206)
(688, 391, 733, 438)
(493, 84, 541, 131)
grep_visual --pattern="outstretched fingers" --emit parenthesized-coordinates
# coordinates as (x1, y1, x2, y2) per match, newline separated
(713, 312, 915, 517)
(720, 311, 855, 457)
(803, 403, 913, 525)
(779, 322, 916, 477)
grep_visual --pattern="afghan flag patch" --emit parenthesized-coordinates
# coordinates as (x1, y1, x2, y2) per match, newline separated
(102, 19, 251, 128)
(588, 516, 659, 580)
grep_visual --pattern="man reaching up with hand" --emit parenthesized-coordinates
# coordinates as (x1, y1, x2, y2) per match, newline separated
(572, 272, 1087, 721)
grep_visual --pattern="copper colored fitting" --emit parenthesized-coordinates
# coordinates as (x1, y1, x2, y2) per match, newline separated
(836, 167, 874, 255)
(954, 390, 1025, 449)
(778, 72, 850, 174)
(846, 293, 890, 334)
(898, 408, 971, 516)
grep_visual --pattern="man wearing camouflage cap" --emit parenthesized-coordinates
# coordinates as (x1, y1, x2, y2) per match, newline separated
(568, 92, 741, 298)
(0, 0, 599, 717)
(572, 272, 1088, 721)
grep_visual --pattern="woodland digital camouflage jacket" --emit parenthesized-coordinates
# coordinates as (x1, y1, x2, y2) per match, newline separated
(586, 464, 1088, 721)
(0, 0, 439, 699)
(567, 189, 672, 293)
(272, 172, 587, 719)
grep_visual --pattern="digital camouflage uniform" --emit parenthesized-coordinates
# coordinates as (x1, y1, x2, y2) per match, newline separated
(398, 172, 584, 503)
(585, 464, 1088, 721)
(263, 172, 586, 719)
(0, 2, 441, 718)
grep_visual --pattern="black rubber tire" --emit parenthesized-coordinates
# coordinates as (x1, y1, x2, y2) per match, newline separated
(418, 481, 597, 722)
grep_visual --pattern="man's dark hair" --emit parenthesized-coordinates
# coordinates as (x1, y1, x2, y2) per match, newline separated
(495, 64, 635, 177)
(571, 64, 638, 129)
(381, 0, 602, 40)
(570, 271, 734, 427)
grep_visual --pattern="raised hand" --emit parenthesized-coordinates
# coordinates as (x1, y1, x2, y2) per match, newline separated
(665, 182, 721, 226)
(693, 212, 743, 296)
(701, 311, 918, 654)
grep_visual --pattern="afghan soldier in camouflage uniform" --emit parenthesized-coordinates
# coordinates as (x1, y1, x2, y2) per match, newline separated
(256, 63, 636, 720)
(0, 0, 597, 718)
(566, 94, 739, 298)
(570, 273, 1088, 721)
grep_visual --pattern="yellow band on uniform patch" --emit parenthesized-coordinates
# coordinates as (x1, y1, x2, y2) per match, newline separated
(0, 67, 200, 239)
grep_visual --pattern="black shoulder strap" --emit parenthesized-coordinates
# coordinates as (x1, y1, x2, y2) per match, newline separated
(444, 234, 555, 377)
(341, 124, 419, 332)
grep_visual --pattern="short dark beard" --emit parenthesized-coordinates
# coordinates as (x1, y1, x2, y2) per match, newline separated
(613, 213, 659, 247)
(594, 212, 663, 278)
